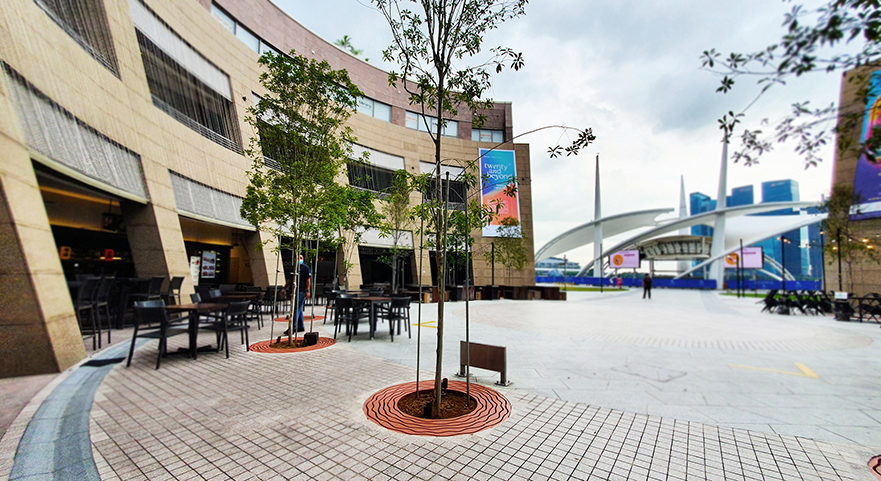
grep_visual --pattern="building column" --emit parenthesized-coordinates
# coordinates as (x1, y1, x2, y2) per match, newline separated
(0, 93, 86, 376)
(243, 230, 277, 287)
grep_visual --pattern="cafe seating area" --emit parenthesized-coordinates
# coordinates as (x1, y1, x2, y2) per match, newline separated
(71, 276, 565, 369)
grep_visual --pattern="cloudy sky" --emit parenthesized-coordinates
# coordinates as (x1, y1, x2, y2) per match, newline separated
(273, 0, 838, 266)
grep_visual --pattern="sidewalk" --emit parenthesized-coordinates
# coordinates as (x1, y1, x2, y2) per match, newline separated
(1, 290, 878, 480)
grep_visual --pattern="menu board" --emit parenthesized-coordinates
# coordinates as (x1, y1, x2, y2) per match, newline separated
(201, 251, 217, 279)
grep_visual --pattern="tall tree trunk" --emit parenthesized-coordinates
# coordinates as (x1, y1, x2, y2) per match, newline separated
(433, 89, 445, 418)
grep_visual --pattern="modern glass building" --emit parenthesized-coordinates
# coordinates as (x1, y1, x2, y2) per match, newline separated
(689, 192, 715, 236)
(756, 180, 803, 278)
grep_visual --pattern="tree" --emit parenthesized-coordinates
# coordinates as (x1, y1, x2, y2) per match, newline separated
(701, 1, 881, 167)
(241, 50, 376, 344)
(335, 35, 369, 62)
(373, 0, 529, 417)
(375, 0, 595, 416)
(486, 217, 528, 285)
(823, 184, 881, 291)
(378, 169, 414, 294)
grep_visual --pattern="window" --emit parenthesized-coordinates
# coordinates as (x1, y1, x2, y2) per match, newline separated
(210, 4, 235, 32)
(210, 2, 282, 58)
(472, 128, 504, 143)
(356, 97, 391, 122)
(259, 41, 279, 57)
(34, 0, 119, 75)
(347, 163, 396, 194)
(136, 31, 242, 153)
(235, 25, 259, 53)
(406, 111, 458, 137)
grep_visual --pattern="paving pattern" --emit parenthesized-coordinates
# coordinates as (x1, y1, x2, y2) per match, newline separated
(1, 290, 879, 480)
(363, 380, 511, 436)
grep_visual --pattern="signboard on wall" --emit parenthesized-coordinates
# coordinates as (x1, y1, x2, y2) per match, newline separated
(852, 69, 881, 220)
(189, 255, 201, 284)
(609, 250, 639, 268)
(723, 247, 763, 269)
(479, 149, 520, 237)
(200, 251, 217, 279)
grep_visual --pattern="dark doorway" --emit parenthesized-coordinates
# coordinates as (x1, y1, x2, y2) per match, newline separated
(429, 250, 472, 287)
(184, 241, 231, 286)
(358, 246, 413, 289)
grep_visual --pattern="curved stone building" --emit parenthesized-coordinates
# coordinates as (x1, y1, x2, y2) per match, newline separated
(0, 0, 534, 376)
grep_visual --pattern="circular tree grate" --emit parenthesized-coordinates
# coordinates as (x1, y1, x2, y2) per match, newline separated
(249, 337, 335, 353)
(363, 380, 511, 436)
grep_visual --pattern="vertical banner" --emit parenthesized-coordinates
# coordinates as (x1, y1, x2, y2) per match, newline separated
(852, 69, 881, 220)
(480, 148, 520, 237)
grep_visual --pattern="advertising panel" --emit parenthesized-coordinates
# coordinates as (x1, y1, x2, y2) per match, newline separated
(479, 149, 521, 237)
(852, 69, 881, 220)
(200, 251, 217, 279)
(609, 250, 640, 269)
(723, 247, 763, 269)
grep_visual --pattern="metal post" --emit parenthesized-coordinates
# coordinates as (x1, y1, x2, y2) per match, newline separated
(820, 231, 826, 292)
(780, 236, 786, 292)
(463, 191, 471, 405)
(837, 229, 843, 292)
(310, 238, 319, 332)
(269, 245, 280, 343)
(739, 239, 744, 298)
(491, 242, 495, 286)
(416, 198, 424, 397)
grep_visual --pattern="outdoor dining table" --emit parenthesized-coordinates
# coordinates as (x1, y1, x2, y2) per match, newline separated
(165, 302, 227, 358)
(213, 293, 260, 302)
(353, 296, 392, 339)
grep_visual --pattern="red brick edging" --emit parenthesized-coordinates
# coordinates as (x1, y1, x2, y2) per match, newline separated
(248, 337, 335, 353)
(363, 380, 511, 436)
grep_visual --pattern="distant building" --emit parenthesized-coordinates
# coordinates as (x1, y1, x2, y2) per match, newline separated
(689, 192, 714, 236)
(756, 180, 803, 278)
(535, 257, 581, 277)
(727, 185, 754, 207)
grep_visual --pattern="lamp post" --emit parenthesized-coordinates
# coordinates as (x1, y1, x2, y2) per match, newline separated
(818, 230, 826, 292)
(836, 229, 842, 292)
(779, 235, 790, 291)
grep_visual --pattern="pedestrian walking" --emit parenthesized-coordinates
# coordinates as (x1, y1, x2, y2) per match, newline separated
(642, 274, 652, 299)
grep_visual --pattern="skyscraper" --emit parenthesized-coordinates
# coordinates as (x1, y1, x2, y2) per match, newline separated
(727, 185, 754, 207)
(689, 192, 714, 236)
(758, 180, 803, 278)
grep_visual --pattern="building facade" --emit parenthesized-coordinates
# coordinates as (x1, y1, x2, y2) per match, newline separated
(0, 0, 535, 376)
(828, 67, 881, 294)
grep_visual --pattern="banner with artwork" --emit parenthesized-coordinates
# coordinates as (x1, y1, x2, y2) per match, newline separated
(480, 149, 520, 237)
(609, 250, 640, 269)
(852, 70, 881, 220)
(723, 247, 763, 269)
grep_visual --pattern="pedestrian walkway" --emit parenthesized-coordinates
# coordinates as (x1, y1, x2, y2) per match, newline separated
(0, 290, 878, 480)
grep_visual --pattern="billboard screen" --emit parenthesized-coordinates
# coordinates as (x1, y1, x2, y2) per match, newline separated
(852, 69, 881, 220)
(724, 247, 763, 269)
(609, 250, 640, 269)
(479, 149, 521, 237)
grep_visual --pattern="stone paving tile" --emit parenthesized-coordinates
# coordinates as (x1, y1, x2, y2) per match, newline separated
(83, 325, 874, 481)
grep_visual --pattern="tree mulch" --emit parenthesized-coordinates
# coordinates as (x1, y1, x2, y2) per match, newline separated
(397, 389, 477, 419)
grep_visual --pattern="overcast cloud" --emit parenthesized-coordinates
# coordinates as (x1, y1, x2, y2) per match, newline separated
(272, 0, 838, 266)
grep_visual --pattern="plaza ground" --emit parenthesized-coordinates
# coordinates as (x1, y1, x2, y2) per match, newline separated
(1, 289, 879, 480)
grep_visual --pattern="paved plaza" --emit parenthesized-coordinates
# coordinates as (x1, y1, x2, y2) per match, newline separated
(1, 289, 880, 480)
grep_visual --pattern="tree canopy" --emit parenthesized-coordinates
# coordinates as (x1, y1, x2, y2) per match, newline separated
(702, 0, 881, 167)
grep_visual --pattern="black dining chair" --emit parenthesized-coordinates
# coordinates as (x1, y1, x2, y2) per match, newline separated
(380, 297, 412, 340)
(126, 299, 189, 369)
(92, 276, 115, 346)
(75, 277, 101, 350)
(165, 276, 185, 305)
(200, 300, 251, 358)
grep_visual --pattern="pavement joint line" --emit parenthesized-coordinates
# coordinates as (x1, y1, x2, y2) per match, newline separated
(728, 362, 820, 379)
(9, 339, 147, 481)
